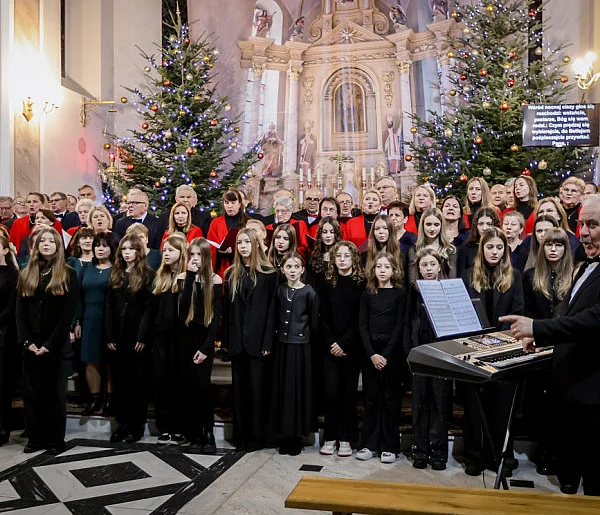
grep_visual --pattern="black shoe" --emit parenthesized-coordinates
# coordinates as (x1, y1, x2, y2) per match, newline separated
(278, 445, 290, 455)
(110, 427, 129, 443)
(102, 394, 114, 417)
(413, 457, 428, 469)
(560, 484, 578, 495)
(430, 458, 447, 471)
(82, 394, 102, 416)
(24, 442, 43, 454)
(47, 443, 66, 456)
(465, 462, 483, 476)
(202, 432, 216, 453)
(536, 460, 557, 476)
(125, 432, 144, 443)
(288, 444, 302, 456)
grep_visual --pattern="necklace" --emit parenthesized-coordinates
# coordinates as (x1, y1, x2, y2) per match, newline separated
(286, 286, 298, 302)
(41, 268, 51, 277)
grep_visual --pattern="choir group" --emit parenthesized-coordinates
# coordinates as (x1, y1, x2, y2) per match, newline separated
(0, 175, 597, 482)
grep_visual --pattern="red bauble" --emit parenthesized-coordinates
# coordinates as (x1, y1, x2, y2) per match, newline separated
(522, 169, 531, 176)
(473, 136, 483, 145)
(163, 79, 172, 87)
(460, 73, 467, 81)
(184, 38, 190, 44)
(210, 170, 218, 178)
(522, 100, 529, 106)
(141, 122, 149, 130)
(185, 147, 193, 155)
(257, 152, 264, 159)
(210, 119, 218, 126)
(528, 9, 537, 18)
(479, 69, 488, 77)
(500, 102, 510, 111)
(507, 78, 515, 87)
(459, 174, 468, 182)
(508, 50, 516, 59)
(127, 163, 134, 171)
(405, 155, 413, 162)
(162, 60, 169, 67)
(150, 105, 159, 112)
(460, 52, 469, 59)
(155, 181, 161, 188)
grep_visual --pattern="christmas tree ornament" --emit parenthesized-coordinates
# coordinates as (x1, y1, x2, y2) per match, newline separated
(209, 63, 214, 69)
(449, 89, 457, 96)
(162, 60, 169, 67)
(500, 102, 510, 111)
(160, 176, 167, 184)
(522, 169, 531, 176)
(479, 69, 488, 77)
(444, 128, 453, 138)
(164, 129, 172, 139)
(538, 160, 548, 170)
(234, 127, 240, 133)
(460, 73, 467, 81)
(257, 152, 265, 159)
(522, 100, 529, 105)
(472, 50, 479, 57)
(463, 85, 471, 92)
(410, 126, 418, 134)
(142, 122, 149, 129)
(562, 56, 571, 63)
(163, 79, 172, 87)
(210, 119, 218, 126)
(194, 94, 202, 101)
(528, 9, 537, 18)
(474, 136, 483, 145)
(127, 163, 134, 171)
(486, 4, 495, 13)
(507, 78, 515, 87)
(169, 34, 177, 43)
(210, 209, 218, 218)
(190, 182, 196, 187)
(120, 97, 128, 103)
(405, 155, 413, 162)
(186, 73, 193, 81)
(192, 148, 198, 155)
(535, 47, 543, 56)
(560, 75, 569, 83)
(460, 174, 468, 182)
(103, 143, 111, 150)
(144, 66, 151, 72)
(230, 141, 237, 148)
(503, 62, 512, 70)
(210, 170, 218, 178)
(179, 109, 186, 116)
(225, 104, 232, 111)
(186, 147, 193, 155)
(122, 195, 128, 202)
(508, 50, 516, 58)
(510, 144, 519, 152)
(460, 51, 469, 59)
(482, 101, 491, 109)
(483, 167, 491, 176)
(450, 11, 459, 19)
(447, 51, 455, 58)
(151, 105, 159, 112)
(203, 56, 211, 62)
(184, 38, 190, 44)
(155, 181, 161, 188)
(463, 27, 471, 34)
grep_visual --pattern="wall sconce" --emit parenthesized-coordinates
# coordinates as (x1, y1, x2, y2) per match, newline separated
(573, 51, 600, 91)
(22, 96, 60, 122)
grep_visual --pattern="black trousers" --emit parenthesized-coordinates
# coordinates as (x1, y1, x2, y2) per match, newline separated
(113, 344, 149, 432)
(361, 358, 401, 454)
(231, 350, 270, 450)
(323, 353, 360, 444)
(0, 332, 20, 437)
(176, 347, 214, 440)
(556, 402, 600, 495)
(412, 375, 452, 461)
(462, 381, 515, 467)
(23, 351, 67, 447)
(152, 336, 176, 435)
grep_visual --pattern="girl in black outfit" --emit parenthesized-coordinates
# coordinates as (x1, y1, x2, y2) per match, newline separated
(522, 228, 573, 475)
(407, 248, 453, 470)
(456, 207, 501, 276)
(271, 251, 318, 456)
(309, 217, 342, 286)
(177, 237, 222, 451)
(152, 233, 188, 445)
(267, 223, 297, 272)
(0, 234, 18, 445)
(461, 227, 524, 476)
(105, 235, 155, 443)
(16, 227, 79, 454)
(357, 251, 406, 464)
(223, 228, 277, 451)
(319, 240, 365, 457)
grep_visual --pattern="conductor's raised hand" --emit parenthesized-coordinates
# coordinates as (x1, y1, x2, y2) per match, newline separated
(498, 315, 534, 340)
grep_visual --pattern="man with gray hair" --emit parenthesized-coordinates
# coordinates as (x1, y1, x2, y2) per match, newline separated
(265, 195, 309, 253)
(157, 184, 212, 236)
(114, 188, 162, 249)
(0, 196, 16, 230)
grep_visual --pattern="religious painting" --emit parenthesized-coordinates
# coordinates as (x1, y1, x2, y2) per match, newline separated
(334, 82, 366, 133)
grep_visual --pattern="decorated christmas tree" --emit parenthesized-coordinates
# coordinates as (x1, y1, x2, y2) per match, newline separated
(100, 10, 259, 214)
(407, 0, 594, 198)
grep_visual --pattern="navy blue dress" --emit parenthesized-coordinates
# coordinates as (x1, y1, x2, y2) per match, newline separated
(79, 265, 112, 363)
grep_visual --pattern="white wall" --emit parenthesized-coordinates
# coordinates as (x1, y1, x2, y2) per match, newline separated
(0, 0, 14, 195)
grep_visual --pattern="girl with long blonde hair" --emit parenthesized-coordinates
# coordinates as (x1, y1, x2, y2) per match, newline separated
(223, 228, 277, 451)
(364, 215, 401, 271)
(176, 237, 222, 450)
(152, 233, 188, 445)
(16, 227, 79, 454)
(160, 202, 203, 248)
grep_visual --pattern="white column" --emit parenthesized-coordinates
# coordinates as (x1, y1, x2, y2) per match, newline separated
(283, 66, 301, 176)
(0, 0, 14, 194)
(397, 59, 417, 193)
(248, 61, 265, 145)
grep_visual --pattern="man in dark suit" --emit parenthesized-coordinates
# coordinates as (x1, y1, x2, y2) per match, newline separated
(157, 184, 212, 237)
(0, 196, 17, 230)
(114, 189, 162, 249)
(502, 194, 600, 496)
(292, 187, 322, 231)
(49, 191, 80, 231)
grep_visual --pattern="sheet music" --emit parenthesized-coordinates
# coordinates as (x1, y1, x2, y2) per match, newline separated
(417, 279, 482, 338)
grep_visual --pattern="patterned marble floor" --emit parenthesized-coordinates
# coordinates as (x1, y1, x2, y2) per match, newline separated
(0, 418, 576, 515)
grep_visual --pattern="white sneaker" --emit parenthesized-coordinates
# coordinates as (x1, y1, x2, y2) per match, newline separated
(320, 441, 336, 455)
(337, 441, 352, 457)
(356, 448, 374, 461)
(380, 451, 396, 464)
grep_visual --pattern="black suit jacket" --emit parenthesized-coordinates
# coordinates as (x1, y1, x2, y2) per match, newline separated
(57, 211, 81, 231)
(114, 213, 162, 250)
(157, 206, 212, 237)
(534, 263, 600, 405)
(292, 209, 319, 229)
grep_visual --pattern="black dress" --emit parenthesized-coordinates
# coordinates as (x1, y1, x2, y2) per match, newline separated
(175, 272, 222, 442)
(359, 287, 407, 455)
(0, 264, 18, 441)
(16, 266, 79, 450)
(319, 274, 365, 445)
(271, 284, 318, 440)
(105, 269, 155, 435)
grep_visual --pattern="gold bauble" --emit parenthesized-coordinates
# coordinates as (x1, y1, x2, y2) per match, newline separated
(120, 97, 128, 104)
(209, 63, 214, 68)
(159, 176, 167, 184)
(230, 141, 237, 148)
(450, 11, 459, 19)
(194, 94, 202, 101)
(410, 126, 418, 134)
(562, 56, 571, 63)
(234, 127, 240, 133)
(447, 51, 455, 58)
(190, 182, 196, 187)
(179, 109, 186, 115)
(203, 56, 211, 62)
(560, 75, 569, 83)
(224, 104, 232, 111)
(449, 89, 457, 96)
(482, 101, 492, 109)
(444, 128, 453, 138)
(144, 66, 151, 72)
(463, 27, 471, 34)
(486, 4, 495, 13)
(535, 47, 543, 56)
(510, 144, 519, 152)
(103, 143, 111, 150)
(210, 209, 218, 218)
(503, 62, 512, 70)
(538, 160, 548, 170)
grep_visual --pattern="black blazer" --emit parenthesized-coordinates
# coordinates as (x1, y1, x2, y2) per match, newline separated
(114, 213, 162, 250)
(462, 269, 524, 330)
(158, 206, 212, 238)
(58, 211, 81, 231)
(533, 263, 600, 405)
(223, 269, 277, 357)
(292, 209, 320, 229)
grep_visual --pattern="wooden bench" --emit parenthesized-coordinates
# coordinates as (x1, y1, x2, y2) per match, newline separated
(285, 476, 600, 515)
